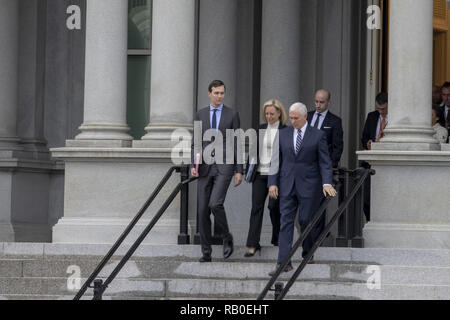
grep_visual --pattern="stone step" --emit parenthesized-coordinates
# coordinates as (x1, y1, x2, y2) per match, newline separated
(2, 243, 450, 267)
(0, 277, 448, 300)
(1, 258, 450, 286)
(1, 243, 449, 300)
(166, 279, 450, 300)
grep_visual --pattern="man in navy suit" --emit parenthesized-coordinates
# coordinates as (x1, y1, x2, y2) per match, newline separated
(268, 103, 336, 274)
(307, 89, 344, 169)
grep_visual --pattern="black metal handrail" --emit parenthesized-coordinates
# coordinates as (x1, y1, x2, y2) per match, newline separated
(74, 165, 196, 300)
(335, 167, 368, 247)
(257, 167, 375, 300)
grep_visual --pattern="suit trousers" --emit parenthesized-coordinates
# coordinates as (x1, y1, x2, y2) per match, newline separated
(277, 188, 322, 264)
(197, 164, 233, 255)
(246, 173, 281, 248)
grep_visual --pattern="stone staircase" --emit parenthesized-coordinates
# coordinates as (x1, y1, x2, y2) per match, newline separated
(0, 243, 449, 300)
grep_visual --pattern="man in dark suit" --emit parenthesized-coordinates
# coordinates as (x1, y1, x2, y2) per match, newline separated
(268, 102, 336, 274)
(191, 80, 243, 263)
(307, 89, 343, 240)
(307, 89, 344, 169)
(361, 92, 388, 221)
(439, 82, 450, 142)
(362, 92, 388, 151)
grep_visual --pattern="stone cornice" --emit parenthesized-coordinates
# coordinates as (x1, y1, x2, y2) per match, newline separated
(357, 150, 450, 166)
(51, 147, 192, 163)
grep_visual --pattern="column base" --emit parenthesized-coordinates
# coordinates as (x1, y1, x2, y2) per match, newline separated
(373, 127, 440, 151)
(73, 123, 133, 147)
(66, 139, 132, 148)
(364, 222, 450, 249)
(135, 123, 192, 148)
(372, 142, 440, 151)
(0, 137, 23, 151)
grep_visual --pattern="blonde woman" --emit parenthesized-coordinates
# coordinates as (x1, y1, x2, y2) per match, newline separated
(244, 99, 287, 257)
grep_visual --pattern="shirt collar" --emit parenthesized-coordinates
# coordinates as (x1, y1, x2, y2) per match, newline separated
(268, 120, 280, 129)
(316, 109, 329, 117)
(210, 104, 223, 111)
(295, 122, 309, 134)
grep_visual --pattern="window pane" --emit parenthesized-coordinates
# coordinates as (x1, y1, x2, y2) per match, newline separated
(128, 0, 151, 50)
(127, 56, 150, 139)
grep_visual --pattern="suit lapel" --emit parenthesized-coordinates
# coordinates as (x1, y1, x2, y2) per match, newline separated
(322, 112, 330, 128)
(204, 107, 211, 131)
(218, 105, 227, 132)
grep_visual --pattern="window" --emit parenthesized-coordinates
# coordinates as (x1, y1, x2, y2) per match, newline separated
(127, 0, 152, 139)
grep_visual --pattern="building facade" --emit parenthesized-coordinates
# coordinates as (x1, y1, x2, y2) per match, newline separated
(0, 0, 449, 248)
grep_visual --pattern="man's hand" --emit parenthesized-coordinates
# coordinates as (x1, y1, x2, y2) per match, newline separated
(367, 139, 373, 150)
(269, 186, 278, 199)
(191, 168, 198, 177)
(234, 173, 243, 187)
(323, 185, 337, 197)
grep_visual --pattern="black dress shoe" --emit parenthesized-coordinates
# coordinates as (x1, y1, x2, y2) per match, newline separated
(268, 263, 293, 276)
(199, 255, 212, 263)
(223, 235, 234, 259)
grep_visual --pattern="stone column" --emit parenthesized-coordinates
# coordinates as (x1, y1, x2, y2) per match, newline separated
(136, 0, 196, 148)
(68, 0, 133, 147)
(196, 0, 238, 109)
(260, 0, 301, 108)
(0, 0, 21, 151)
(372, 0, 438, 151)
(358, 0, 450, 249)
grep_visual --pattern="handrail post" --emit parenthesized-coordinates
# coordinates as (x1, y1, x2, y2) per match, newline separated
(336, 168, 349, 247)
(92, 280, 104, 300)
(351, 168, 365, 248)
(178, 165, 190, 245)
(274, 283, 284, 300)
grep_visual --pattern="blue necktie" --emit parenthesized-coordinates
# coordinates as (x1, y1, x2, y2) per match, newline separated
(211, 109, 217, 157)
(295, 129, 303, 154)
(313, 113, 322, 129)
(212, 109, 217, 130)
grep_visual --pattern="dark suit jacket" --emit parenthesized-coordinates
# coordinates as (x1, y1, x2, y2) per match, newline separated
(307, 111, 343, 168)
(268, 126, 333, 198)
(246, 122, 287, 183)
(439, 105, 450, 143)
(191, 105, 244, 177)
(361, 110, 380, 150)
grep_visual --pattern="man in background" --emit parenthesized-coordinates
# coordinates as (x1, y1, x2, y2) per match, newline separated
(361, 92, 388, 221)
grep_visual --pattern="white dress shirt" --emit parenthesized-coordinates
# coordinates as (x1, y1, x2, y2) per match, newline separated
(258, 121, 280, 174)
(311, 109, 329, 129)
(375, 115, 388, 142)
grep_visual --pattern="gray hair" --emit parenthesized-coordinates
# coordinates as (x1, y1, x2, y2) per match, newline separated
(289, 102, 307, 116)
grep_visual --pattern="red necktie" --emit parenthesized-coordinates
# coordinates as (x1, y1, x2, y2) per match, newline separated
(377, 117, 386, 142)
